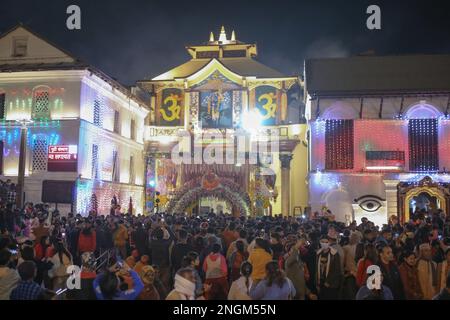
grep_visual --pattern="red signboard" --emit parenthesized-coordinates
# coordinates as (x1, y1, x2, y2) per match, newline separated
(48, 145, 78, 172)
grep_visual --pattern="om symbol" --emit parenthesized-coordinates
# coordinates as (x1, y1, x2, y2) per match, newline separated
(258, 92, 277, 120)
(160, 94, 181, 122)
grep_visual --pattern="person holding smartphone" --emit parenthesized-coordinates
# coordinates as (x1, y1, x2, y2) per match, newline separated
(93, 261, 144, 300)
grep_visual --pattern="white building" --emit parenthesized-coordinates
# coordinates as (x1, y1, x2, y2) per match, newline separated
(0, 24, 149, 215)
(305, 55, 450, 226)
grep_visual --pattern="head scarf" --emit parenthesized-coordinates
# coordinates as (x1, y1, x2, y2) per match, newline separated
(139, 265, 156, 285)
(174, 274, 195, 300)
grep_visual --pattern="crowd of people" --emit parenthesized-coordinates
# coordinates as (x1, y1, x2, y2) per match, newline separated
(1, 200, 450, 300)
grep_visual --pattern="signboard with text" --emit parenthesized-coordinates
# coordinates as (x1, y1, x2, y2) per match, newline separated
(48, 145, 78, 172)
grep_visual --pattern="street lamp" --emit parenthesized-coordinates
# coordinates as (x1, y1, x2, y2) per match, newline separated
(15, 119, 33, 209)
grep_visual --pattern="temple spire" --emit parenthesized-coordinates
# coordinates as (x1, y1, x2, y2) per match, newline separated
(218, 25, 227, 43)
(231, 30, 236, 42)
(209, 31, 215, 42)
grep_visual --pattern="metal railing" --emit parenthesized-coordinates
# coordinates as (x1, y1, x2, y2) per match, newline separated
(95, 248, 115, 272)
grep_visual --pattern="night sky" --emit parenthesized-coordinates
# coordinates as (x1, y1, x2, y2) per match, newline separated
(1, 0, 450, 85)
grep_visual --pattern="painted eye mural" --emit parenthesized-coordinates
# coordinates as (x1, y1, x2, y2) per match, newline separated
(354, 195, 385, 212)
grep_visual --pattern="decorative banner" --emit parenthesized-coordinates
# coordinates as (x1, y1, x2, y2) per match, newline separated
(156, 158, 178, 195)
(199, 90, 233, 128)
(255, 86, 278, 126)
(158, 88, 183, 126)
(47, 145, 77, 172)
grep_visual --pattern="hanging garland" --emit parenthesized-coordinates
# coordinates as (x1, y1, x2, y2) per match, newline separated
(166, 177, 251, 215)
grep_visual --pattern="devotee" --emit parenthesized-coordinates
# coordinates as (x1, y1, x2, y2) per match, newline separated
(417, 243, 438, 299)
(112, 220, 128, 259)
(250, 261, 296, 300)
(149, 227, 173, 289)
(77, 219, 96, 255)
(356, 243, 378, 288)
(222, 222, 239, 251)
(171, 229, 193, 276)
(0, 248, 20, 300)
(166, 268, 209, 300)
(47, 240, 73, 292)
(181, 251, 203, 298)
(284, 239, 316, 300)
(10, 261, 44, 300)
(203, 243, 228, 300)
(93, 261, 144, 300)
(398, 250, 423, 300)
(226, 229, 248, 259)
(71, 252, 97, 300)
(228, 240, 248, 282)
(315, 235, 342, 299)
(356, 272, 394, 300)
(131, 222, 148, 257)
(270, 232, 284, 262)
(248, 238, 273, 286)
(433, 272, 450, 300)
(134, 255, 150, 274)
(437, 248, 450, 292)
(138, 265, 160, 300)
(377, 244, 405, 300)
(228, 261, 253, 300)
(342, 231, 359, 298)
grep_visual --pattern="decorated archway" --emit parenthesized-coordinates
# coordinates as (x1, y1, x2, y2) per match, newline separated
(166, 172, 251, 216)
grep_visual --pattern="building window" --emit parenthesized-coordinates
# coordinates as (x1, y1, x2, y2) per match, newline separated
(93, 100, 102, 127)
(325, 119, 354, 170)
(196, 51, 219, 59)
(32, 90, 50, 120)
(112, 150, 120, 182)
(130, 119, 136, 140)
(0, 93, 5, 119)
(91, 144, 99, 179)
(223, 50, 246, 58)
(408, 118, 438, 172)
(32, 139, 48, 172)
(12, 37, 27, 57)
(113, 110, 120, 134)
(129, 155, 135, 185)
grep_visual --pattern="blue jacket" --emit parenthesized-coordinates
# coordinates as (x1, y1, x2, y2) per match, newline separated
(250, 278, 296, 300)
(94, 270, 144, 300)
(356, 285, 394, 300)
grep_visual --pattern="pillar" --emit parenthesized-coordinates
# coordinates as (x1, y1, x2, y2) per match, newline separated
(383, 179, 399, 223)
(184, 91, 190, 130)
(279, 153, 293, 216)
(16, 124, 28, 208)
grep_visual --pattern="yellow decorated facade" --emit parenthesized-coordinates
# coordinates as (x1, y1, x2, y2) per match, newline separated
(139, 27, 308, 216)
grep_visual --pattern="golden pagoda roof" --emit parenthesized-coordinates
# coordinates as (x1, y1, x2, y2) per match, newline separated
(152, 57, 289, 81)
(148, 27, 296, 82)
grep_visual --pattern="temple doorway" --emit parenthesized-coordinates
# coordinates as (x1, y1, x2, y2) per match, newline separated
(398, 176, 450, 223)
